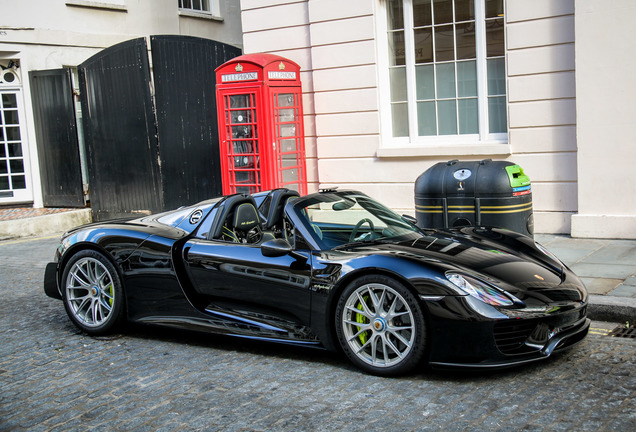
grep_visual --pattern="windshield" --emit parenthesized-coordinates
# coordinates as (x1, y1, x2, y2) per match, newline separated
(291, 191, 422, 250)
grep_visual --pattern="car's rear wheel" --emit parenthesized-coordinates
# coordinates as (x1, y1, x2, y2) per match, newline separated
(335, 275, 427, 376)
(62, 250, 125, 335)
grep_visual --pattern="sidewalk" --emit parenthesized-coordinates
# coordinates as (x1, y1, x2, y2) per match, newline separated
(1, 207, 635, 322)
(535, 234, 636, 323)
(0, 207, 91, 240)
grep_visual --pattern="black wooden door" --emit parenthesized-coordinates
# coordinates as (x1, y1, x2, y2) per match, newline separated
(79, 38, 162, 221)
(151, 35, 241, 209)
(29, 68, 84, 207)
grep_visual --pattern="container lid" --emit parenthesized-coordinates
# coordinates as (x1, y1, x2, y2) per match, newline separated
(505, 165, 531, 188)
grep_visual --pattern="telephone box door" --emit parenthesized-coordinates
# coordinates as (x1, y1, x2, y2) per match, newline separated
(271, 90, 306, 195)
(219, 89, 263, 194)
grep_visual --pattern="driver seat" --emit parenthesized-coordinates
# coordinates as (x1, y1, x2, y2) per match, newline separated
(213, 195, 275, 244)
(231, 202, 261, 243)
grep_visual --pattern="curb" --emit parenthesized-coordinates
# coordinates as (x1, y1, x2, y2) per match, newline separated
(0, 209, 91, 240)
(587, 294, 636, 324)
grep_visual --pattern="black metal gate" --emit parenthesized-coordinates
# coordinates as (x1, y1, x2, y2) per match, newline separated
(151, 35, 241, 209)
(29, 68, 84, 207)
(76, 36, 240, 220)
(79, 38, 162, 220)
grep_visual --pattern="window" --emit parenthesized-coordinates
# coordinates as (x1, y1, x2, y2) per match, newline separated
(385, 0, 506, 143)
(0, 90, 31, 201)
(178, 0, 211, 14)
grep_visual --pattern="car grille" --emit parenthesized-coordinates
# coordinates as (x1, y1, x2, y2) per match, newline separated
(493, 320, 538, 355)
(535, 288, 584, 302)
(494, 306, 587, 355)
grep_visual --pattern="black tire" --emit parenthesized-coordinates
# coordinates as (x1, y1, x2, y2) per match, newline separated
(61, 250, 126, 335)
(335, 275, 427, 376)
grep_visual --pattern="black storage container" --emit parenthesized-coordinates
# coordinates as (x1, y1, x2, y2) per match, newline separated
(415, 159, 534, 237)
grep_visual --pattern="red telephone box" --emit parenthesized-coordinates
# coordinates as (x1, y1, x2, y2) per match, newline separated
(215, 53, 308, 195)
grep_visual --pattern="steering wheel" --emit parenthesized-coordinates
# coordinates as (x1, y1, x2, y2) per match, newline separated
(349, 218, 375, 243)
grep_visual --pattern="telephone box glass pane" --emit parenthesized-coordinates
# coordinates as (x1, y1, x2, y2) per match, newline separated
(278, 94, 295, 107)
(278, 108, 295, 122)
(281, 139, 297, 153)
(279, 124, 295, 137)
(281, 154, 299, 186)
(230, 95, 249, 107)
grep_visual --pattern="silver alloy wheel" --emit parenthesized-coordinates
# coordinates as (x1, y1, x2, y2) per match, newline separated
(342, 282, 416, 368)
(65, 257, 115, 328)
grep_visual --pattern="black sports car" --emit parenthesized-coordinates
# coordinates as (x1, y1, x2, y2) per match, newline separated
(44, 188, 590, 376)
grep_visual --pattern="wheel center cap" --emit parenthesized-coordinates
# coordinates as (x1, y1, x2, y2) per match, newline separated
(90, 286, 99, 296)
(373, 317, 387, 332)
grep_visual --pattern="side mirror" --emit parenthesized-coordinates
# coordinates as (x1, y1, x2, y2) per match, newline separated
(261, 238, 308, 262)
(261, 238, 293, 257)
(402, 214, 418, 226)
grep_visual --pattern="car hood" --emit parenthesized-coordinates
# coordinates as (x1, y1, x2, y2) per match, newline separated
(350, 227, 586, 306)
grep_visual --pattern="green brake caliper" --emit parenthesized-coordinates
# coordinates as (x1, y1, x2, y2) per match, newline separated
(355, 296, 369, 344)
(106, 283, 114, 307)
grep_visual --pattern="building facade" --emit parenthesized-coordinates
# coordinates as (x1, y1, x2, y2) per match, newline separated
(0, 0, 242, 208)
(240, 0, 636, 239)
(3, 0, 635, 239)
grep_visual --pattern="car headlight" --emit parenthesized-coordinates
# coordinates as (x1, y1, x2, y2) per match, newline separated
(446, 273, 514, 307)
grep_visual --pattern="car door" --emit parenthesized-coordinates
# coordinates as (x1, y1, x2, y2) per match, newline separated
(182, 238, 313, 334)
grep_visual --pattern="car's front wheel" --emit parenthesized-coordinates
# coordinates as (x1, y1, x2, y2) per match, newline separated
(61, 250, 125, 335)
(335, 275, 427, 376)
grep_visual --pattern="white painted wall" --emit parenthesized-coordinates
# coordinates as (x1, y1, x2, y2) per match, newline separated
(571, 0, 636, 239)
(504, 0, 577, 234)
(242, 0, 316, 192)
(1, 0, 243, 49)
(240, 0, 585, 235)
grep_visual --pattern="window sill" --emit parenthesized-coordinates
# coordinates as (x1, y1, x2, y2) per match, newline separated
(178, 10, 223, 22)
(65, 1, 127, 12)
(376, 142, 511, 158)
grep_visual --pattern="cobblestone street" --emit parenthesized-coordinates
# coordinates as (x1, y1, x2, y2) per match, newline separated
(1, 236, 635, 431)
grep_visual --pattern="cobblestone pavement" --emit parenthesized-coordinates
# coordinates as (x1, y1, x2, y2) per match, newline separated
(1, 236, 635, 431)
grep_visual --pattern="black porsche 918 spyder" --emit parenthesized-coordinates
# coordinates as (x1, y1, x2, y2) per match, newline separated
(44, 188, 590, 376)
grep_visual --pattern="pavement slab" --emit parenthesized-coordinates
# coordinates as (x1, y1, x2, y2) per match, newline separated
(581, 243, 636, 265)
(582, 278, 622, 295)
(609, 284, 636, 298)
(570, 262, 636, 280)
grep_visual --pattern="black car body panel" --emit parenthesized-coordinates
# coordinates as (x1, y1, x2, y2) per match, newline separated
(44, 189, 590, 372)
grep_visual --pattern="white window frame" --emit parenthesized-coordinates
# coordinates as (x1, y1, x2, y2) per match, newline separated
(0, 87, 34, 204)
(377, 0, 510, 157)
(178, 0, 215, 16)
(178, 0, 223, 21)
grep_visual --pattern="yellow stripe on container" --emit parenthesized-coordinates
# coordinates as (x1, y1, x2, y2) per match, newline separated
(481, 204, 532, 214)
(416, 201, 533, 214)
